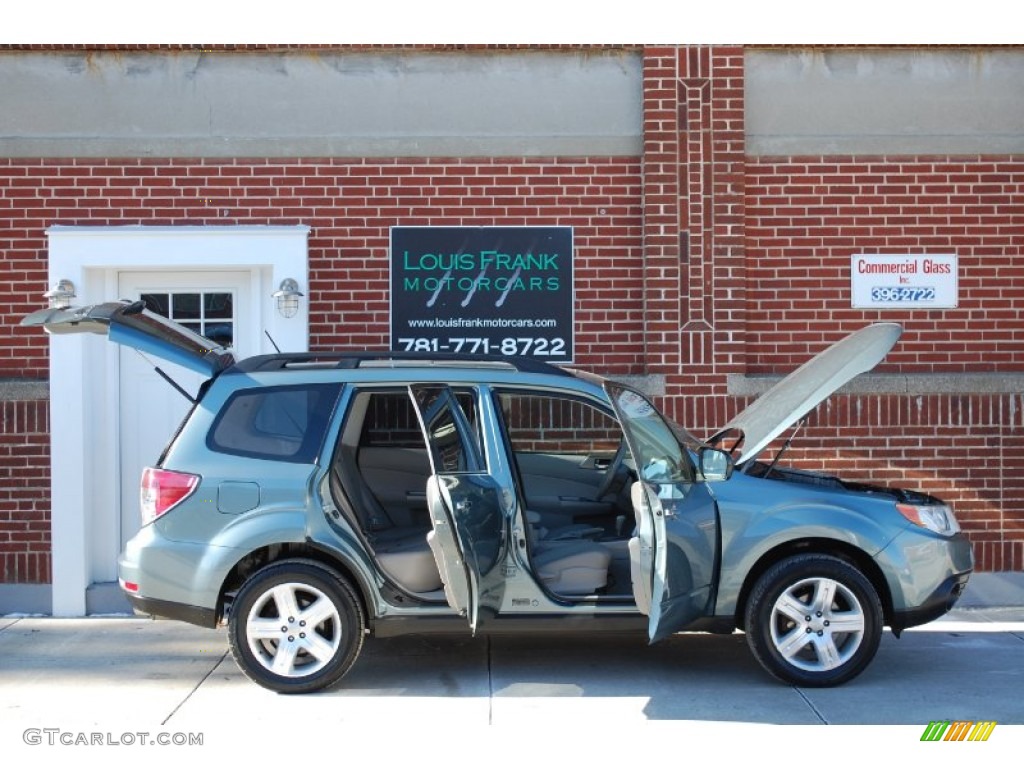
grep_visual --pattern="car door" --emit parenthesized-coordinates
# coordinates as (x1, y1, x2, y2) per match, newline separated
(408, 384, 507, 634)
(606, 382, 720, 643)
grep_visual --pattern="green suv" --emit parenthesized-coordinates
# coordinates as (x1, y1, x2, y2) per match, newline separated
(24, 303, 973, 693)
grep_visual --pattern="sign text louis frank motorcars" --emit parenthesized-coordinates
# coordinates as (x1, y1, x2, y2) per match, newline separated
(851, 254, 958, 309)
(390, 226, 574, 362)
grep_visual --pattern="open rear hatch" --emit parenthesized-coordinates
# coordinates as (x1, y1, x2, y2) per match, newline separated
(21, 300, 235, 381)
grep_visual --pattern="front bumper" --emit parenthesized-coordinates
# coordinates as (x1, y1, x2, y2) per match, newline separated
(890, 571, 971, 634)
(876, 527, 974, 633)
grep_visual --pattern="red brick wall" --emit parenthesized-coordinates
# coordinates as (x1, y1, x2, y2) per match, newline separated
(738, 157, 1024, 570)
(0, 157, 644, 584)
(0, 400, 50, 582)
(641, 46, 746, 390)
(745, 158, 1024, 373)
(1, 157, 644, 381)
(2, 46, 1022, 584)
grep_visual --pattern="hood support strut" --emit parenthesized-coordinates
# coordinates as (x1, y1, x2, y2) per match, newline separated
(758, 419, 805, 477)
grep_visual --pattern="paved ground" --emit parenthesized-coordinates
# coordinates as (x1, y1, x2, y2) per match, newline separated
(2, 574, 1022, 764)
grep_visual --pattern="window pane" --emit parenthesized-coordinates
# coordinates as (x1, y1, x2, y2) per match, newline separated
(412, 387, 482, 473)
(498, 392, 621, 455)
(140, 293, 170, 317)
(208, 384, 341, 463)
(204, 292, 233, 319)
(172, 293, 201, 320)
(204, 321, 233, 347)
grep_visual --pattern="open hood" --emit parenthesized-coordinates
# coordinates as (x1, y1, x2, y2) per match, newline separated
(21, 300, 235, 379)
(710, 323, 902, 465)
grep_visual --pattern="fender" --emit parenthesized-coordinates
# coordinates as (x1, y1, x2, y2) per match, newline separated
(714, 499, 907, 618)
(184, 507, 380, 614)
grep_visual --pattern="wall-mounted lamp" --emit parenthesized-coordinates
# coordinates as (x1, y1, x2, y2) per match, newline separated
(43, 279, 76, 310)
(272, 278, 303, 318)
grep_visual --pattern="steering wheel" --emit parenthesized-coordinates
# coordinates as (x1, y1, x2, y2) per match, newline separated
(594, 439, 629, 500)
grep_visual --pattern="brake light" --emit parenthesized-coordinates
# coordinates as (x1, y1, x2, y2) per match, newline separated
(140, 467, 199, 524)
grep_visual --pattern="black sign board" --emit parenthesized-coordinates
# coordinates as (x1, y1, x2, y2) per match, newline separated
(390, 226, 574, 361)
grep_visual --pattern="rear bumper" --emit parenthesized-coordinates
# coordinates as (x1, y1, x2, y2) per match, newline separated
(118, 521, 225, 625)
(121, 589, 219, 628)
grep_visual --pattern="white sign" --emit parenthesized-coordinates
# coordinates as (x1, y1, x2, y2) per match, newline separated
(851, 254, 958, 309)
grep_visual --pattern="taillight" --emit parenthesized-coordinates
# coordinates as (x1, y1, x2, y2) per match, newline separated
(140, 467, 199, 524)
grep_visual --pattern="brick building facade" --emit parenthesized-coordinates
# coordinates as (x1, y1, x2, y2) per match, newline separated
(1, 44, 1021, 613)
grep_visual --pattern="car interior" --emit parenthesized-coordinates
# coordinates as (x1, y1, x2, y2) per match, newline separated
(327, 387, 639, 604)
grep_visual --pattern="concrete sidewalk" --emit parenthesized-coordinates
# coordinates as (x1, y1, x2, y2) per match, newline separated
(1, 571, 1021, 762)
(949, 570, 1024, 609)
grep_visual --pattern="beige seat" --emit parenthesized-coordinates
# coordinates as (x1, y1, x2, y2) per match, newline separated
(373, 527, 444, 593)
(332, 451, 442, 594)
(526, 510, 604, 542)
(524, 511, 611, 595)
(531, 538, 612, 595)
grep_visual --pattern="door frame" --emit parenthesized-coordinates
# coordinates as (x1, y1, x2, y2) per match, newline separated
(46, 225, 310, 616)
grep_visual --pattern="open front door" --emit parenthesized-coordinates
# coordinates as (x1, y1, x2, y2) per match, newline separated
(409, 385, 507, 634)
(606, 383, 720, 643)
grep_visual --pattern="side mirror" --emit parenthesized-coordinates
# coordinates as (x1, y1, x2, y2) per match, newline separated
(698, 447, 734, 482)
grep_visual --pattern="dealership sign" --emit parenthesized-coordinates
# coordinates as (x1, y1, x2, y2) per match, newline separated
(851, 254, 958, 309)
(390, 226, 574, 361)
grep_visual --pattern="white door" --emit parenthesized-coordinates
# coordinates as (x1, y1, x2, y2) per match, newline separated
(105, 271, 256, 578)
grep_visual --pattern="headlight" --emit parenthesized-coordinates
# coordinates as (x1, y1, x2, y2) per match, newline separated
(896, 502, 961, 536)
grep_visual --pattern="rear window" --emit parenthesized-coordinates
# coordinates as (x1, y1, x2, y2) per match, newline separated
(208, 383, 342, 463)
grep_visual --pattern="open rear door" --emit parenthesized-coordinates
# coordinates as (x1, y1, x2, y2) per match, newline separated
(21, 300, 234, 379)
(409, 385, 507, 634)
(606, 383, 720, 643)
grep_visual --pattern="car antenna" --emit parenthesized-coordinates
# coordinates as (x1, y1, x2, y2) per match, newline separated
(265, 330, 282, 353)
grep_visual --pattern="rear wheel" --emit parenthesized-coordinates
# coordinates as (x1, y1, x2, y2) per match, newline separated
(228, 559, 364, 694)
(744, 554, 882, 687)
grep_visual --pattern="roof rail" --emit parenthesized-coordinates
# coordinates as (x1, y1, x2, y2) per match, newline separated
(229, 350, 574, 377)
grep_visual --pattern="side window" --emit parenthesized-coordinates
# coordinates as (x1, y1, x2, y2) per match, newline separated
(497, 390, 622, 457)
(360, 392, 424, 448)
(361, 390, 481, 456)
(208, 383, 341, 463)
(411, 387, 484, 473)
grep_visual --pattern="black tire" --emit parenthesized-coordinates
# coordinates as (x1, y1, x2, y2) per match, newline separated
(744, 554, 883, 687)
(228, 559, 365, 694)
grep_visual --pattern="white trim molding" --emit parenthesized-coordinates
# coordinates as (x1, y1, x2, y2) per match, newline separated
(45, 225, 310, 616)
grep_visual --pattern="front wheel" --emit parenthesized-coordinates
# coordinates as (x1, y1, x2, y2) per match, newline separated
(744, 554, 883, 687)
(228, 559, 365, 694)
